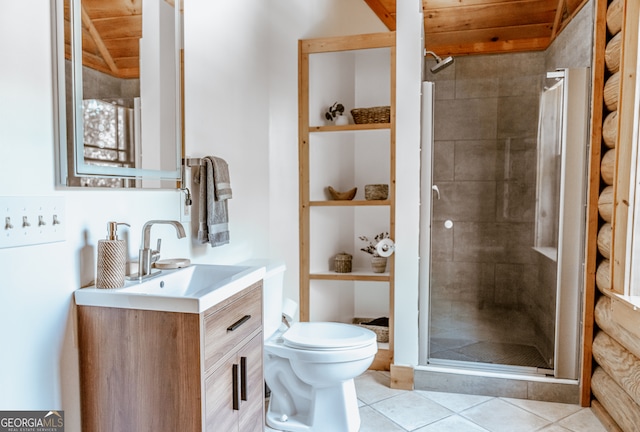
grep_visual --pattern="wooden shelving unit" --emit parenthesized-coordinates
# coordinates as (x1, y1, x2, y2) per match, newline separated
(298, 32, 396, 370)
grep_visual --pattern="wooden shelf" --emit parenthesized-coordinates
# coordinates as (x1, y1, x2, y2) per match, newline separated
(309, 270, 390, 282)
(310, 200, 390, 207)
(309, 123, 391, 133)
(299, 32, 396, 370)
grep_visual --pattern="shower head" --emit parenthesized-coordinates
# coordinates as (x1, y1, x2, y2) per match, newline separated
(425, 50, 454, 74)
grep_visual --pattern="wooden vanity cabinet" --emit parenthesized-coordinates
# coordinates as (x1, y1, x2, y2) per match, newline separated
(77, 281, 264, 432)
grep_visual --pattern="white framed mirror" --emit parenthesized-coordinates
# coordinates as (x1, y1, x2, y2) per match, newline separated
(53, 0, 183, 188)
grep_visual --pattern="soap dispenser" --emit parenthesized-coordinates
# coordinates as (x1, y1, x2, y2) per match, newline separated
(96, 222, 130, 289)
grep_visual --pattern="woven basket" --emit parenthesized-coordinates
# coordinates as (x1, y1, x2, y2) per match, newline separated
(364, 184, 389, 200)
(350, 106, 391, 124)
(353, 318, 389, 342)
(334, 253, 352, 273)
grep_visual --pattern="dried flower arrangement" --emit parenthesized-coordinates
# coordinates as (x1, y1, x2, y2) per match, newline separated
(359, 232, 390, 257)
(324, 102, 345, 121)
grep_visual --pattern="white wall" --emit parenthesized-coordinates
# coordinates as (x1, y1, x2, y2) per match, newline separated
(393, 0, 423, 367)
(0, 0, 386, 430)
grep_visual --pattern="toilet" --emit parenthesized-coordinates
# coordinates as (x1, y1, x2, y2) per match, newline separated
(259, 260, 378, 432)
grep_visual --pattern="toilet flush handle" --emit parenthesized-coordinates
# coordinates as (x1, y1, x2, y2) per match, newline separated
(282, 314, 291, 328)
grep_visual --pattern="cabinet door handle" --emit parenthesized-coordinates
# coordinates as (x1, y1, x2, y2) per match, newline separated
(240, 356, 247, 401)
(232, 364, 240, 411)
(227, 314, 251, 332)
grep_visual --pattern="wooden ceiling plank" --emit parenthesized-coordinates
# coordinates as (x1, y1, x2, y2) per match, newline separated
(565, 0, 585, 14)
(426, 23, 552, 47)
(82, 0, 142, 20)
(424, 0, 557, 33)
(364, 0, 396, 31)
(424, 0, 538, 9)
(431, 36, 551, 56)
(104, 37, 139, 57)
(81, 5, 119, 74)
(91, 15, 142, 40)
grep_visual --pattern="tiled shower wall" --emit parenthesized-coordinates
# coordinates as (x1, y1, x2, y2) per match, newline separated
(426, 51, 552, 355)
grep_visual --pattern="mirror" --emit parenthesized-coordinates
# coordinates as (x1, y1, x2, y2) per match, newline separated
(53, 0, 183, 188)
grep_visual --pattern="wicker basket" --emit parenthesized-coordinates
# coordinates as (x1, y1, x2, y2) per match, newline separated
(350, 106, 391, 124)
(364, 184, 389, 200)
(353, 317, 389, 342)
(334, 252, 352, 273)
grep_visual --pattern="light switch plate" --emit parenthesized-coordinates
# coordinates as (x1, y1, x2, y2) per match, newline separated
(0, 196, 66, 248)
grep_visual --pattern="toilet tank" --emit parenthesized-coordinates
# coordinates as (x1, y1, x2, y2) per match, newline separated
(239, 259, 286, 340)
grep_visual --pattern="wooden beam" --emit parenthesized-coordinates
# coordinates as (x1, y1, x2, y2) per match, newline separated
(428, 37, 550, 56)
(424, 0, 557, 34)
(550, 0, 566, 39)
(426, 23, 552, 48)
(580, 0, 608, 407)
(390, 365, 414, 390)
(300, 32, 395, 54)
(364, 0, 396, 31)
(81, 4, 119, 75)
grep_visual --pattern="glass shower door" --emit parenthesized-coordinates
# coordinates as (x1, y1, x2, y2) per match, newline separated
(418, 68, 589, 379)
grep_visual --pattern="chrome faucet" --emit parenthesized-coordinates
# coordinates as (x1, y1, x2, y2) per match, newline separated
(137, 220, 186, 278)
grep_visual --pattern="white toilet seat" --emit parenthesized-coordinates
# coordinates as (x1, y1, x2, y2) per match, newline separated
(283, 322, 376, 350)
(265, 322, 378, 364)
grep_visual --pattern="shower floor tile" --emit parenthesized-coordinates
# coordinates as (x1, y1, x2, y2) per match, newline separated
(456, 341, 548, 368)
(429, 302, 551, 369)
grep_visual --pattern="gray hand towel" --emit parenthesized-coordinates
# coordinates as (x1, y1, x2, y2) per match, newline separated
(194, 156, 232, 247)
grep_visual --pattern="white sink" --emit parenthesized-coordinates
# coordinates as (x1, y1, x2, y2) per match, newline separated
(74, 264, 266, 313)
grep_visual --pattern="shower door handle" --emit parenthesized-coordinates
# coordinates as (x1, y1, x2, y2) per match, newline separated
(432, 185, 441, 200)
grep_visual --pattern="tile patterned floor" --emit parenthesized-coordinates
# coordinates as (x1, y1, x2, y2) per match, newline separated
(354, 371, 606, 432)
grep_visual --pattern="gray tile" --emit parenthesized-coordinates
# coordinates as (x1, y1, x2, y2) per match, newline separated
(431, 222, 453, 262)
(454, 140, 498, 181)
(499, 74, 544, 98)
(432, 182, 497, 222)
(355, 371, 406, 405)
(532, 425, 572, 432)
(526, 381, 580, 405)
(493, 263, 525, 306)
(434, 80, 456, 101)
(371, 392, 453, 431)
(455, 54, 504, 80)
(434, 98, 498, 141)
(497, 95, 539, 139)
(416, 390, 492, 413)
(433, 141, 454, 181)
(414, 370, 529, 399)
(430, 261, 494, 303)
(414, 414, 491, 431)
(557, 409, 607, 432)
(461, 398, 551, 432)
(358, 405, 405, 432)
(455, 77, 499, 99)
(502, 397, 581, 422)
(452, 222, 534, 264)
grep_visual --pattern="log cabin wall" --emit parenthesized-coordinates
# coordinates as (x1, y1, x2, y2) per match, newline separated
(586, 0, 640, 430)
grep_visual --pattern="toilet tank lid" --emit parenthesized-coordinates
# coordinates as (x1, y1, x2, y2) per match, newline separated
(237, 259, 286, 279)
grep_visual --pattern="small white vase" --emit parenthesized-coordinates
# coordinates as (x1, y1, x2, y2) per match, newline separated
(335, 115, 349, 126)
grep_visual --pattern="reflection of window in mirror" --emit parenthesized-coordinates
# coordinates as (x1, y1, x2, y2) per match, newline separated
(81, 99, 139, 187)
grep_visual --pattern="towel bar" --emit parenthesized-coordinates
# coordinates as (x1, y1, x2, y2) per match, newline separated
(184, 157, 204, 167)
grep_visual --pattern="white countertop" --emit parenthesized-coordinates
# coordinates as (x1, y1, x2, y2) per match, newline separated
(74, 264, 266, 313)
